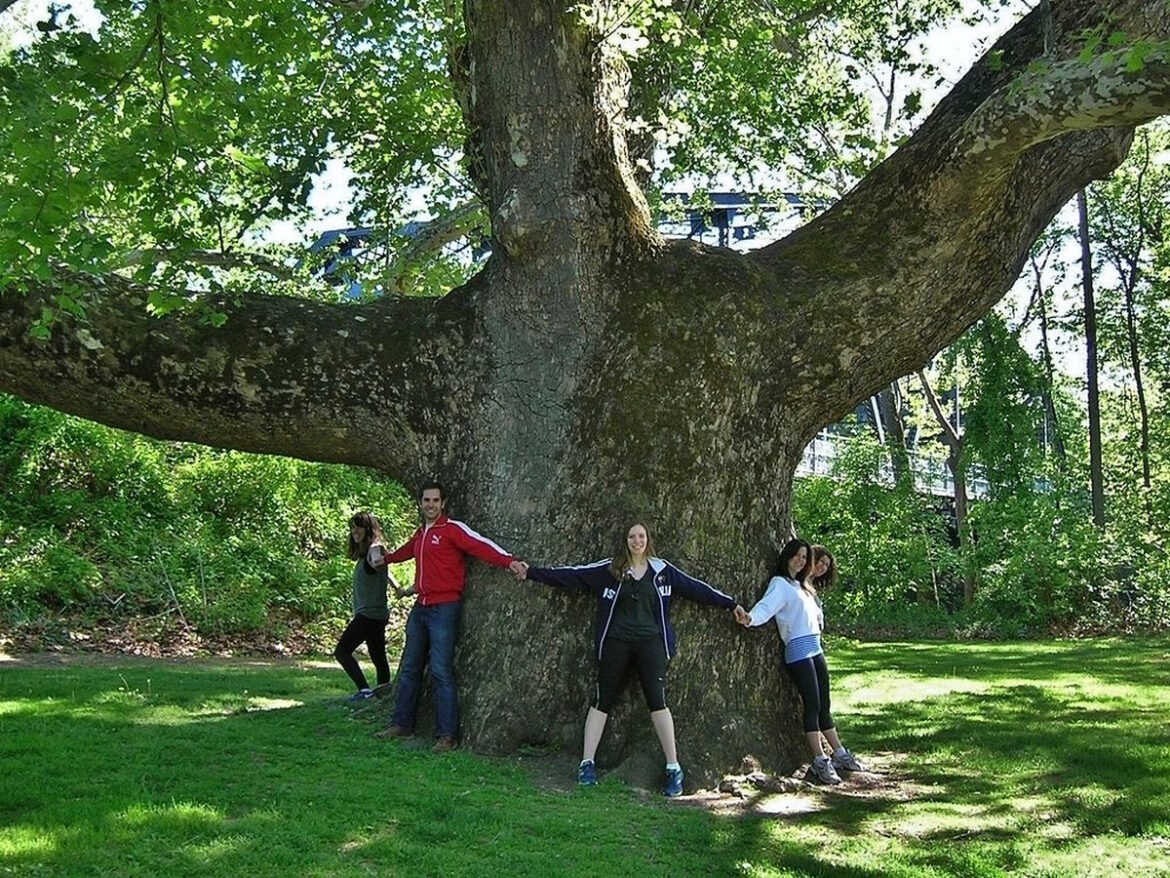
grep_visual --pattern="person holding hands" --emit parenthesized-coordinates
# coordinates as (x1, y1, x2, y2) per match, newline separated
(334, 511, 398, 701)
(517, 521, 744, 797)
(376, 482, 526, 752)
(736, 538, 862, 784)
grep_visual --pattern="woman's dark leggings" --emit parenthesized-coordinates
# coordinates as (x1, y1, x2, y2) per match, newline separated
(334, 614, 390, 690)
(595, 636, 669, 712)
(785, 652, 834, 733)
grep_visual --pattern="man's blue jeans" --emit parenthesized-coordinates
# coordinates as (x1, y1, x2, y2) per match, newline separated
(391, 601, 461, 738)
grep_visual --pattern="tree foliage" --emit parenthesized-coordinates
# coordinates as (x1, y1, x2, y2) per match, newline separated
(0, 0, 1006, 305)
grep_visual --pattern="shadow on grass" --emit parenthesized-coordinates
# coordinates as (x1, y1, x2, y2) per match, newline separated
(2, 642, 1169, 877)
(0, 662, 856, 877)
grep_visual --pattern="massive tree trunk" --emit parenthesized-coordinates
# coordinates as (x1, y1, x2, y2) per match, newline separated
(2, 0, 1170, 787)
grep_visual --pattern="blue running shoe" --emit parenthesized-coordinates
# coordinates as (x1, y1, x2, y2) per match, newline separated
(664, 766, 684, 797)
(577, 760, 597, 786)
(346, 688, 374, 703)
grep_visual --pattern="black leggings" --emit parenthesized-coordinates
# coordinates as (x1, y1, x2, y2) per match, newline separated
(595, 636, 668, 712)
(785, 652, 834, 733)
(334, 614, 390, 690)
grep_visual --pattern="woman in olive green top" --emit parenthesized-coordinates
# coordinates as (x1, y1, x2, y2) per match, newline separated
(334, 511, 399, 701)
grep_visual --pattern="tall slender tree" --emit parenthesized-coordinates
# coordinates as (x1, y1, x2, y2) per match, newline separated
(1078, 188, 1108, 529)
(1092, 130, 1167, 528)
(918, 367, 974, 604)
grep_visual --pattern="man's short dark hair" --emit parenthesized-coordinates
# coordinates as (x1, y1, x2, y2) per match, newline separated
(418, 481, 445, 501)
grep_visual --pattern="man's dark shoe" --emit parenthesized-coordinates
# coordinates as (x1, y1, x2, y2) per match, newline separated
(376, 724, 412, 740)
(431, 736, 458, 753)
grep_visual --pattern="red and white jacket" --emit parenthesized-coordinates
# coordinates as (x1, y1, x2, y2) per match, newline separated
(382, 515, 514, 606)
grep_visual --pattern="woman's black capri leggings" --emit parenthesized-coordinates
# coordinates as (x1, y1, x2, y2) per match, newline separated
(594, 635, 668, 712)
(785, 652, 834, 733)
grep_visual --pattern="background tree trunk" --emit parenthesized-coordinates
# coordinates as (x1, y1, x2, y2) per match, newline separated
(918, 370, 974, 605)
(876, 381, 913, 488)
(1078, 189, 1108, 529)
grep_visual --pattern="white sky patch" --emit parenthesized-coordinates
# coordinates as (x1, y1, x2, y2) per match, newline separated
(1, 0, 102, 50)
(262, 157, 357, 246)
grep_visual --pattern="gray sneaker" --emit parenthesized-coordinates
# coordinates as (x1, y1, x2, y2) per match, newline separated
(831, 749, 863, 772)
(806, 755, 842, 785)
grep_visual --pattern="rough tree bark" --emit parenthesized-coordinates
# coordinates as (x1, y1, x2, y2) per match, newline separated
(2, 0, 1170, 787)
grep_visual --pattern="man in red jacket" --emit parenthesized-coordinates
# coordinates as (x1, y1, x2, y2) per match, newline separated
(378, 482, 524, 752)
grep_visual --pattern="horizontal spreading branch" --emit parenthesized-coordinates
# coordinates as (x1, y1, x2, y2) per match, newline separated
(0, 270, 483, 476)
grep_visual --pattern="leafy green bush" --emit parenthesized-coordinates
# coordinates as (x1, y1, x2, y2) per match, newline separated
(962, 486, 1110, 636)
(794, 434, 961, 632)
(0, 394, 415, 638)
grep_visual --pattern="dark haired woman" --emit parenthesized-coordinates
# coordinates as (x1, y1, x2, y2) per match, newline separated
(736, 538, 862, 783)
(811, 544, 838, 592)
(518, 522, 744, 797)
(334, 511, 399, 701)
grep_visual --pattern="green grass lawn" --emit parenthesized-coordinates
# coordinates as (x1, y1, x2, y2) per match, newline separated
(1, 639, 1167, 877)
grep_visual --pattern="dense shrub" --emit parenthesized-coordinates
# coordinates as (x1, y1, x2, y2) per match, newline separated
(0, 394, 415, 638)
(792, 432, 1170, 637)
(794, 434, 962, 633)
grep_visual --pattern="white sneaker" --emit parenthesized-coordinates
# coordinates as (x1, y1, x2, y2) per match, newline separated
(831, 748, 863, 772)
(806, 755, 842, 785)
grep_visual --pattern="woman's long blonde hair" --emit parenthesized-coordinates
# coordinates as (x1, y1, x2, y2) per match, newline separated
(811, 544, 838, 592)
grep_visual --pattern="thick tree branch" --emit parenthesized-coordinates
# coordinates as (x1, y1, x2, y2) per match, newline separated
(380, 200, 487, 294)
(956, 46, 1170, 164)
(744, 0, 1170, 438)
(0, 271, 485, 480)
(464, 1, 653, 261)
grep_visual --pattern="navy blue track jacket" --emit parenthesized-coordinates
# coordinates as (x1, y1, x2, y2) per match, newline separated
(526, 557, 738, 660)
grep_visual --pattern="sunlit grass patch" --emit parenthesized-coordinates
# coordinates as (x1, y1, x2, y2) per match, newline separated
(0, 825, 60, 858)
(875, 800, 1019, 839)
(839, 671, 992, 708)
(0, 640, 1167, 877)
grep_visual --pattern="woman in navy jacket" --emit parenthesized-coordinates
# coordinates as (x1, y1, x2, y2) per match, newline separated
(519, 521, 743, 797)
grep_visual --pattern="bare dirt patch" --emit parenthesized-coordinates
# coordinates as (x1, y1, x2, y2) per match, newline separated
(0, 613, 335, 661)
(487, 748, 926, 817)
(675, 752, 928, 818)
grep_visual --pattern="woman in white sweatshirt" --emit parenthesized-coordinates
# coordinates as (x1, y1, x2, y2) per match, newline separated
(736, 538, 863, 784)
